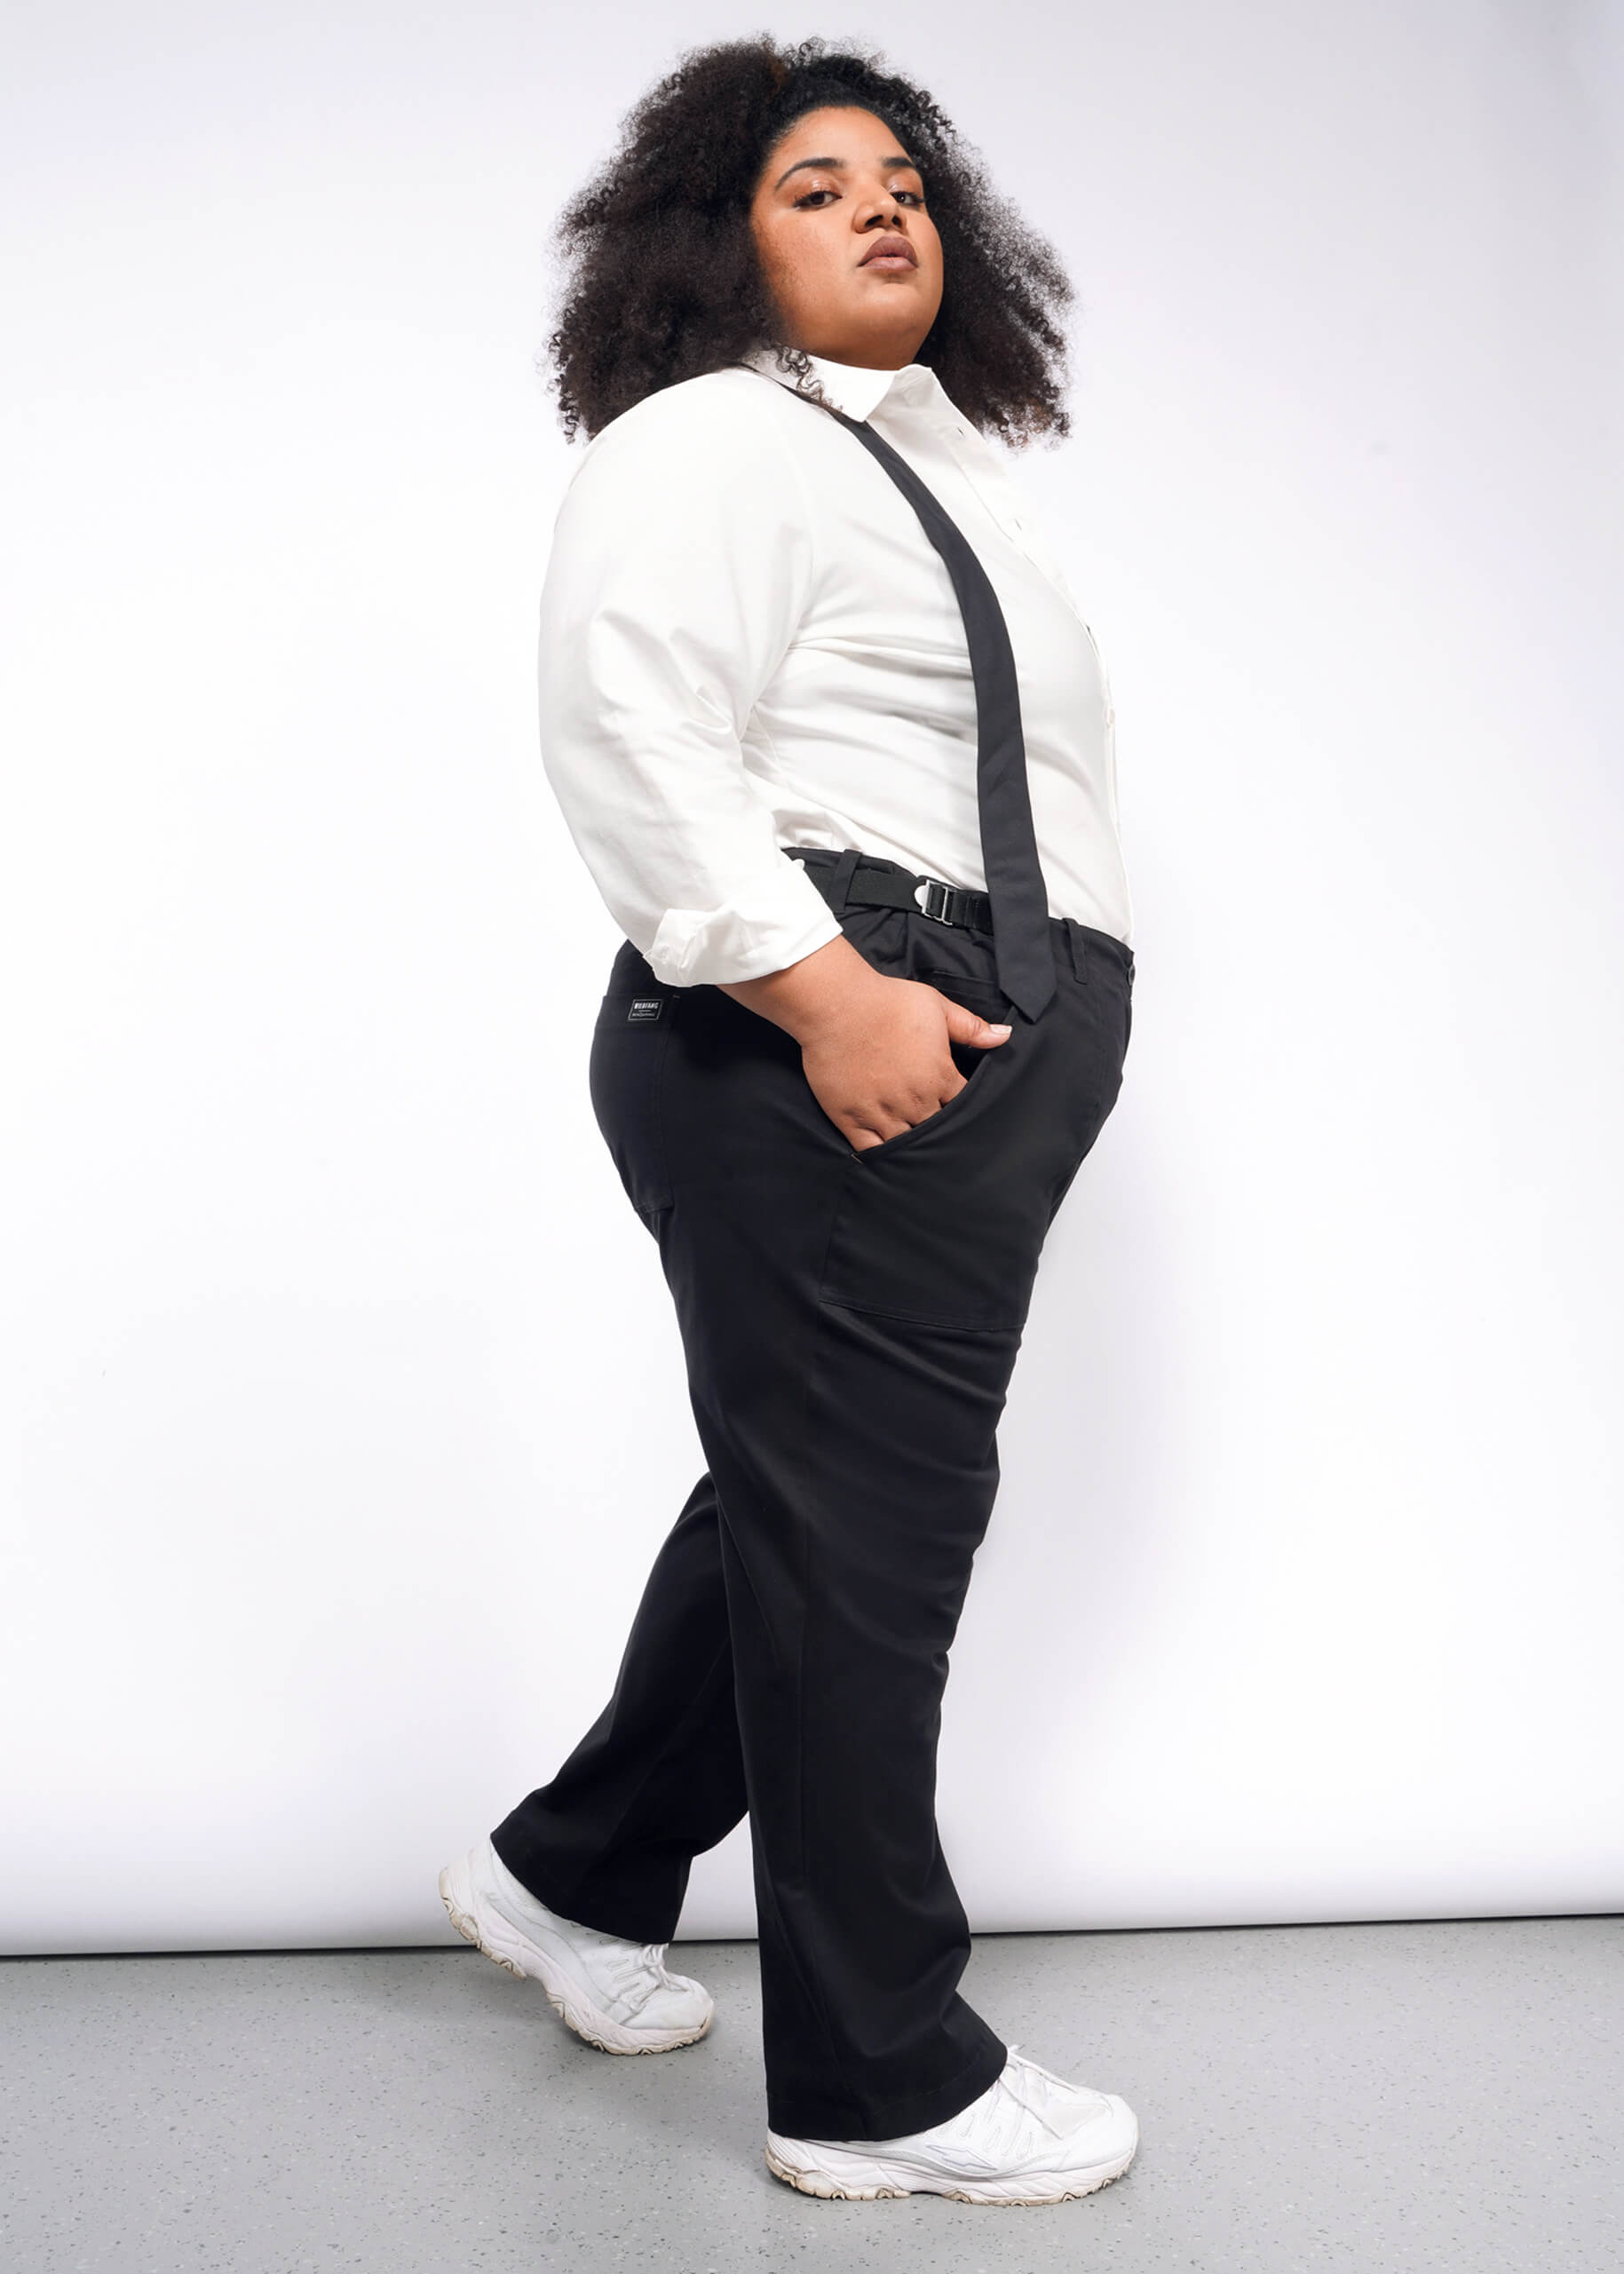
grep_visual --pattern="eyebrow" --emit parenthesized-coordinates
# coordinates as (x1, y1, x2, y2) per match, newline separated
(772, 151, 920, 191)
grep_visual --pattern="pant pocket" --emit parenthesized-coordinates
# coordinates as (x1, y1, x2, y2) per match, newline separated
(856, 1038, 994, 1162)
(850, 966, 1014, 1164)
(817, 958, 1129, 1330)
(817, 1029, 1044, 1332)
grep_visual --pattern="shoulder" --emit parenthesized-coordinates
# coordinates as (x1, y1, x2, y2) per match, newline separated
(567, 368, 821, 495)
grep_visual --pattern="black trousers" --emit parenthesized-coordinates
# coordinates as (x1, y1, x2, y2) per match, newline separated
(492, 850, 1133, 2141)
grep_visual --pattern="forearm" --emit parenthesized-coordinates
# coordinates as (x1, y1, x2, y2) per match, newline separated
(718, 934, 1011, 1153)
(716, 932, 887, 1042)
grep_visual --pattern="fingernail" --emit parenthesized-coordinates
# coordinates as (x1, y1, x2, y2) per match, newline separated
(987, 1023, 1012, 1037)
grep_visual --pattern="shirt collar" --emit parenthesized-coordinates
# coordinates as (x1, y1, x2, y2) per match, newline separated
(741, 345, 941, 423)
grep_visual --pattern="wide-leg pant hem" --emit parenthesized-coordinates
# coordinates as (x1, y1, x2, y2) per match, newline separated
(766, 2029, 1010, 2146)
(487, 1826, 690, 1947)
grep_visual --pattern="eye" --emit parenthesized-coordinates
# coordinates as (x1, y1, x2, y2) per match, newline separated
(891, 186, 926, 207)
(792, 186, 839, 210)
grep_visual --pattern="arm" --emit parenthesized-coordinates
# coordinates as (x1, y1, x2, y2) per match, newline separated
(537, 381, 840, 987)
(718, 939, 1010, 1152)
(538, 380, 1009, 1151)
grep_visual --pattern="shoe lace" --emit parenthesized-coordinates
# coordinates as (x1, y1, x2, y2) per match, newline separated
(597, 1939, 675, 2011)
(974, 2045, 1078, 2156)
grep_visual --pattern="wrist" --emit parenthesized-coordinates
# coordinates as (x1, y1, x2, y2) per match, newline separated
(717, 933, 888, 1044)
(780, 965, 890, 1049)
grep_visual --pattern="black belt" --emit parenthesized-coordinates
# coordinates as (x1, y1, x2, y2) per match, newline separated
(784, 846, 994, 934)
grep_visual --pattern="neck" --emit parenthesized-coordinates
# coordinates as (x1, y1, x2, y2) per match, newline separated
(788, 339, 922, 372)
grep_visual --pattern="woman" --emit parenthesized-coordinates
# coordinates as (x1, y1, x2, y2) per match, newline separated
(440, 36, 1138, 2207)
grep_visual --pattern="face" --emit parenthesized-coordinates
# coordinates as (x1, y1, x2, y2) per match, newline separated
(749, 106, 945, 370)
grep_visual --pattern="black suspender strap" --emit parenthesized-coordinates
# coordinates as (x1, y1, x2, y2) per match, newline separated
(808, 400, 1058, 1023)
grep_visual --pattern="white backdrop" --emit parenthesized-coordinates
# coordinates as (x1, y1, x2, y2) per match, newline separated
(4, 0, 1620, 1953)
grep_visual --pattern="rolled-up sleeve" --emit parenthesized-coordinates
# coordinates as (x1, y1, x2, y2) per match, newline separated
(536, 378, 844, 987)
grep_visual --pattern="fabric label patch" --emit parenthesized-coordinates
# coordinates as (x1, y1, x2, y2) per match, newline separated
(627, 995, 667, 1024)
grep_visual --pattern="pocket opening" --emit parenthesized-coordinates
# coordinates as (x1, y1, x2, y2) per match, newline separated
(859, 1044, 990, 1161)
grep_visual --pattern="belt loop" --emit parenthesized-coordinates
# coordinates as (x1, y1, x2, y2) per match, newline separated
(826, 847, 863, 918)
(1064, 918, 1089, 983)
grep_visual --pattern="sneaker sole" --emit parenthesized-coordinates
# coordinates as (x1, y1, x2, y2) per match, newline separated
(437, 1856, 712, 2057)
(763, 2127, 1137, 2207)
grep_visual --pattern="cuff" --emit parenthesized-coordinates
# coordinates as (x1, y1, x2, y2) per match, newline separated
(646, 897, 843, 988)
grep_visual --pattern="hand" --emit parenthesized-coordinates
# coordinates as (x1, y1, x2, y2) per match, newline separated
(801, 974, 1010, 1150)
(717, 934, 1011, 1152)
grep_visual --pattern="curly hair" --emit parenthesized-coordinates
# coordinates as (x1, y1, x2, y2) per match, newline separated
(546, 36, 1073, 448)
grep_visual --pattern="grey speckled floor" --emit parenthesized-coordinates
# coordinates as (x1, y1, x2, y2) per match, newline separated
(3, 1918, 1620, 2273)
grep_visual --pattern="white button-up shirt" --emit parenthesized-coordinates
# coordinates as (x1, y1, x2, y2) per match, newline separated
(536, 348, 1133, 986)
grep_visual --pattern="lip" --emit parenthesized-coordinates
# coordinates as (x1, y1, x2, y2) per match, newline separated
(859, 234, 918, 269)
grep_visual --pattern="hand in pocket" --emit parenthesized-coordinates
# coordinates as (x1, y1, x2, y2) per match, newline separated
(799, 971, 1010, 1153)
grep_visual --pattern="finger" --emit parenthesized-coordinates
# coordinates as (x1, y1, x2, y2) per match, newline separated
(847, 1076, 963, 1150)
(939, 1002, 1013, 1049)
(892, 1071, 965, 1122)
(848, 1115, 912, 1150)
(815, 1082, 918, 1150)
(846, 1098, 927, 1148)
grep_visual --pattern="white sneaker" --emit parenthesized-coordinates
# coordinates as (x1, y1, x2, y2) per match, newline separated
(438, 1836, 714, 2055)
(764, 2046, 1138, 2205)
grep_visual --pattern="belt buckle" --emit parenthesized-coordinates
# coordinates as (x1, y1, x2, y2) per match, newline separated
(915, 876, 955, 924)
